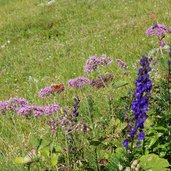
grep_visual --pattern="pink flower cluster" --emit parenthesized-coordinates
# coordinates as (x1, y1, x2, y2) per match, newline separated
(146, 23, 171, 47)
(68, 77, 91, 88)
(0, 97, 60, 117)
(18, 104, 60, 117)
(145, 23, 167, 37)
(0, 97, 29, 113)
(84, 54, 113, 73)
(38, 85, 53, 98)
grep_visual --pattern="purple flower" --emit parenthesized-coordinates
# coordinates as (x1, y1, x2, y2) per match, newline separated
(123, 139, 129, 148)
(99, 54, 113, 66)
(84, 54, 113, 73)
(68, 77, 91, 88)
(84, 55, 100, 73)
(138, 131, 145, 140)
(44, 104, 60, 116)
(116, 59, 128, 69)
(146, 23, 167, 38)
(18, 104, 60, 117)
(32, 106, 44, 116)
(18, 105, 32, 116)
(123, 56, 152, 147)
(160, 40, 166, 47)
(0, 97, 29, 114)
(38, 86, 53, 98)
(72, 97, 80, 117)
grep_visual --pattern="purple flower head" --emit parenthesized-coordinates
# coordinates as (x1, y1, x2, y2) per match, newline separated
(44, 104, 60, 116)
(72, 97, 80, 117)
(32, 106, 44, 116)
(123, 56, 152, 147)
(18, 105, 32, 116)
(99, 54, 113, 66)
(84, 54, 113, 73)
(116, 59, 128, 69)
(146, 23, 167, 38)
(0, 97, 29, 114)
(18, 104, 60, 117)
(38, 86, 53, 98)
(138, 131, 145, 140)
(160, 40, 166, 47)
(123, 139, 129, 148)
(68, 77, 91, 88)
(0, 101, 7, 110)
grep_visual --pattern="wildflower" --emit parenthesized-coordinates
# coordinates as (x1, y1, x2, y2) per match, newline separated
(44, 104, 60, 116)
(123, 56, 152, 147)
(38, 86, 53, 98)
(116, 59, 128, 69)
(72, 97, 80, 117)
(18, 104, 60, 117)
(48, 98, 89, 134)
(146, 23, 167, 38)
(160, 40, 166, 47)
(68, 77, 91, 88)
(0, 97, 29, 114)
(84, 54, 113, 73)
(18, 105, 33, 116)
(99, 54, 113, 66)
(32, 106, 44, 116)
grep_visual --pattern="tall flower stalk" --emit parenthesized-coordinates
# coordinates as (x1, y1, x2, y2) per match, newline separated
(123, 56, 152, 148)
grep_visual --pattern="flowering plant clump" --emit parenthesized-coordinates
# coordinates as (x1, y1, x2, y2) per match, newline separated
(145, 23, 167, 37)
(18, 104, 60, 117)
(48, 97, 89, 134)
(0, 97, 29, 114)
(123, 56, 152, 147)
(84, 54, 113, 73)
(38, 85, 54, 98)
(68, 77, 91, 88)
(146, 23, 171, 47)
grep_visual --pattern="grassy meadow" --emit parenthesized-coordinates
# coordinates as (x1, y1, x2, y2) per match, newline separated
(0, 0, 171, 170)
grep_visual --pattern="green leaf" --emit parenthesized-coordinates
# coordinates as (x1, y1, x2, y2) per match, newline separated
(14, 157, 25, 164)
(148, 133, 163, 148)
(139, 154, 169, 171)
(89, 140, 102, 146)
(112, 81, 128, 89)
(54, 145, 63, 153)
(30, 137, 41, 149)
(51, 153, 58, 166)
(39, 139, 51, 149)
(39, 147, 49, 158)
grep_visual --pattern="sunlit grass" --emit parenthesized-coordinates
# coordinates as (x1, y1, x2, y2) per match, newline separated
(0, 0, 171, 170)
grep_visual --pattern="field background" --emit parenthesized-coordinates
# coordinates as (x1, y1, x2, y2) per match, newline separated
(0, 0, 171, 170)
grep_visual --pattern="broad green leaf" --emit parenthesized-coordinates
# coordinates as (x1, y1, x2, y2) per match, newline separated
(51, 153, 58, 166)
(148, 133, 163, 148)
(39, 147, 49, 158)
(29, 137, 41, 149)
(139, 154, 169, 171)
(39, 139, 51, 149)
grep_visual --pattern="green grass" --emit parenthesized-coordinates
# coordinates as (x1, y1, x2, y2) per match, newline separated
(0, 0, 171, 170)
